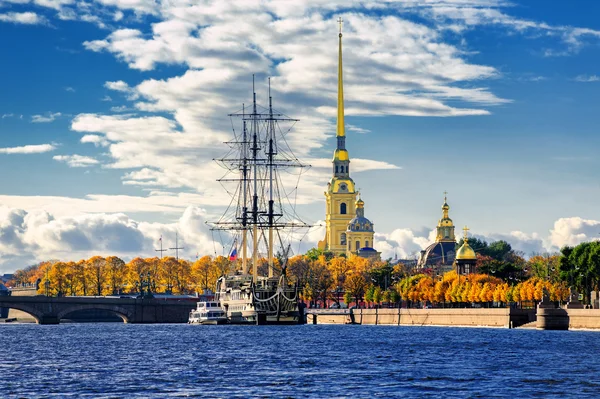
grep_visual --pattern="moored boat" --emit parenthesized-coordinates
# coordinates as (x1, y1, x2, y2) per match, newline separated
(188, 301, 227, 325)
(210, 77, 309, 325)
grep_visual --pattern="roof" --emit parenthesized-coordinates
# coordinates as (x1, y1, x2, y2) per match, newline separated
(456, 242, 477, 260)
(418, 241, 456, 267)
(348, 216, 374, 232)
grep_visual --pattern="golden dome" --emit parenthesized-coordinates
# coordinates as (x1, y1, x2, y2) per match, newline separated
(456, 241, 476, 260)
(356, 198, 364, 208)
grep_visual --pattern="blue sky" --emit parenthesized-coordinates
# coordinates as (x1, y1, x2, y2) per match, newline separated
(1, 0, 600, 273)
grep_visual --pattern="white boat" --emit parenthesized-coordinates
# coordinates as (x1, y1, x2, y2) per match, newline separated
(188, 301, 227, 325)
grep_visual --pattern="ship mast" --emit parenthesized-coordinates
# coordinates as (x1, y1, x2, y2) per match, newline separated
(241, 105, 249, 274)
(251, 76, 259, 282)
(213, 76, 310, 282)
(267, 78, 275, 278)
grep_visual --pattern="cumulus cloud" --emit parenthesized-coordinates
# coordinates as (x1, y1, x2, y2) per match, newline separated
(0, 11, 48, 25)
(81, 134, 110, 147)
(31, 112, 62, 123)
(0, 144, 56, 154)
(53, 154, 100, 167)
(549, 217, 600, 249)
(0, 205, 224, 274)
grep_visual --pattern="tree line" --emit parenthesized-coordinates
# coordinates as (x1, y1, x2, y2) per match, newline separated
(7, 240, 600, 306)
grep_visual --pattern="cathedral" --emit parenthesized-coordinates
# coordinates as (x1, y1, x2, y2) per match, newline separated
(417, 194, 477, 274)
(317, 21, 380, 260)
(417, 194, 457, 272)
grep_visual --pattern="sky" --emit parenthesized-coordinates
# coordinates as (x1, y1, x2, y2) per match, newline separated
(0, 0, 599, 274)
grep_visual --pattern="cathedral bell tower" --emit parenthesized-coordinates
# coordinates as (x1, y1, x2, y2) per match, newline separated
(318, 18, 357, 255)
(435, 192, 456, 243)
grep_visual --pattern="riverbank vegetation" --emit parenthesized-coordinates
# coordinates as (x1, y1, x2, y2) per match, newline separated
(6, 240, 599, 306)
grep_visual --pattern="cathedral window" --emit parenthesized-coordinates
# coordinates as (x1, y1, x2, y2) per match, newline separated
(341, 233, 346, 245)
(335, 165, 339, 173)
(355, 240, 360, 251)
(365, 240, 369, 248)
(340, 203, 347, 214)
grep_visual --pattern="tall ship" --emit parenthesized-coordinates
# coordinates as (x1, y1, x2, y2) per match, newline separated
(211, 78, 310, 325)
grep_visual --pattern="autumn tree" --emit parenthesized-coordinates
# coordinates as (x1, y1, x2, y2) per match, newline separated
(192, 255, 216, 292)
(127, 257, 149, 294)
(87, 256, 107, 296)
(106, 256, 126, 295)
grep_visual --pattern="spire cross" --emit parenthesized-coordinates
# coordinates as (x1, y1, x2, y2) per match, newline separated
(444, 190, 448, 201)
(169, 232, 185, 261)
(155, 236, 167, 259)
(463, 226, 470, 240)
(337, 17, 343, 34)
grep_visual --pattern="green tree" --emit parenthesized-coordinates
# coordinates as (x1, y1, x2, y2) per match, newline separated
(373, 286, 382, 306)
(365, 285, 375, 306)
(343, 291, 353, 307)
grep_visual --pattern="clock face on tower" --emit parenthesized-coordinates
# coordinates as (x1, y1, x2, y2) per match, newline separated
(340, 184, 347, 192)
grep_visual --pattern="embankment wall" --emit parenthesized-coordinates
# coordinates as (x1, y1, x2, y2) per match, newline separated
(308, 308, 534, 328)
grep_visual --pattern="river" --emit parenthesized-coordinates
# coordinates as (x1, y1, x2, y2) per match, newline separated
(1, 324, 598, 398)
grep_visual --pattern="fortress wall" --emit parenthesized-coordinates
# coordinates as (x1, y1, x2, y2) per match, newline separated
(566, 309, 600, 330)
(309, 308, 522, 328)
(354, 308, 514, 328)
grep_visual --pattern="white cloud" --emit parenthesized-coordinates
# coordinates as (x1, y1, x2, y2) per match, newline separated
(549, 217, 600, 249)
(0, 11, 47, 25)
(574, 74, 599, 83)
(53, 154, 100, 167)
(80, 134, 110, 147)
(346, 124, 371, 134)
(1, 113, 14, 118)
(31, 112, 62, 123)
(65, 86, 76, 92)
(110, 105, 130, 112)
(0, 205, 223, 274)
(0, 144, 56, 154)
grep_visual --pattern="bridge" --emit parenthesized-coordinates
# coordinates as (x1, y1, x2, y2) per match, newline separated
(0, 296, 196, 324)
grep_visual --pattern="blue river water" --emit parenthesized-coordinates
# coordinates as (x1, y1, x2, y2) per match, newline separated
(1, 324, 599, 398)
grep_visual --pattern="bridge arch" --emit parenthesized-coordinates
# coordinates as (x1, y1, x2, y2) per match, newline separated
(57, 304, 133, 323)
(0, 302, 43, 323)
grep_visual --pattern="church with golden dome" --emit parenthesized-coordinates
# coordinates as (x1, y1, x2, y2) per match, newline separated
(417, 194, 458, 271)
(416, 193, 477, 274)
(455, 226, 477, 275)
(317, 20, 380, 260)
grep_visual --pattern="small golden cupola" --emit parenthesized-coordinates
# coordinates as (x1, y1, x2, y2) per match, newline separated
(455, 226, 477, 275)
(456, 227, 477, 260)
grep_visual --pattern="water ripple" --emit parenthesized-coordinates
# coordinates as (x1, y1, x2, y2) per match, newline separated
(1, 324, 599, 398)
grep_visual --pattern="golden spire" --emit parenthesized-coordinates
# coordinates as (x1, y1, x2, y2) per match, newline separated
(442, 191, 449, 219)
(337, 16, 345, 138)
(463, 226, 469, 242)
